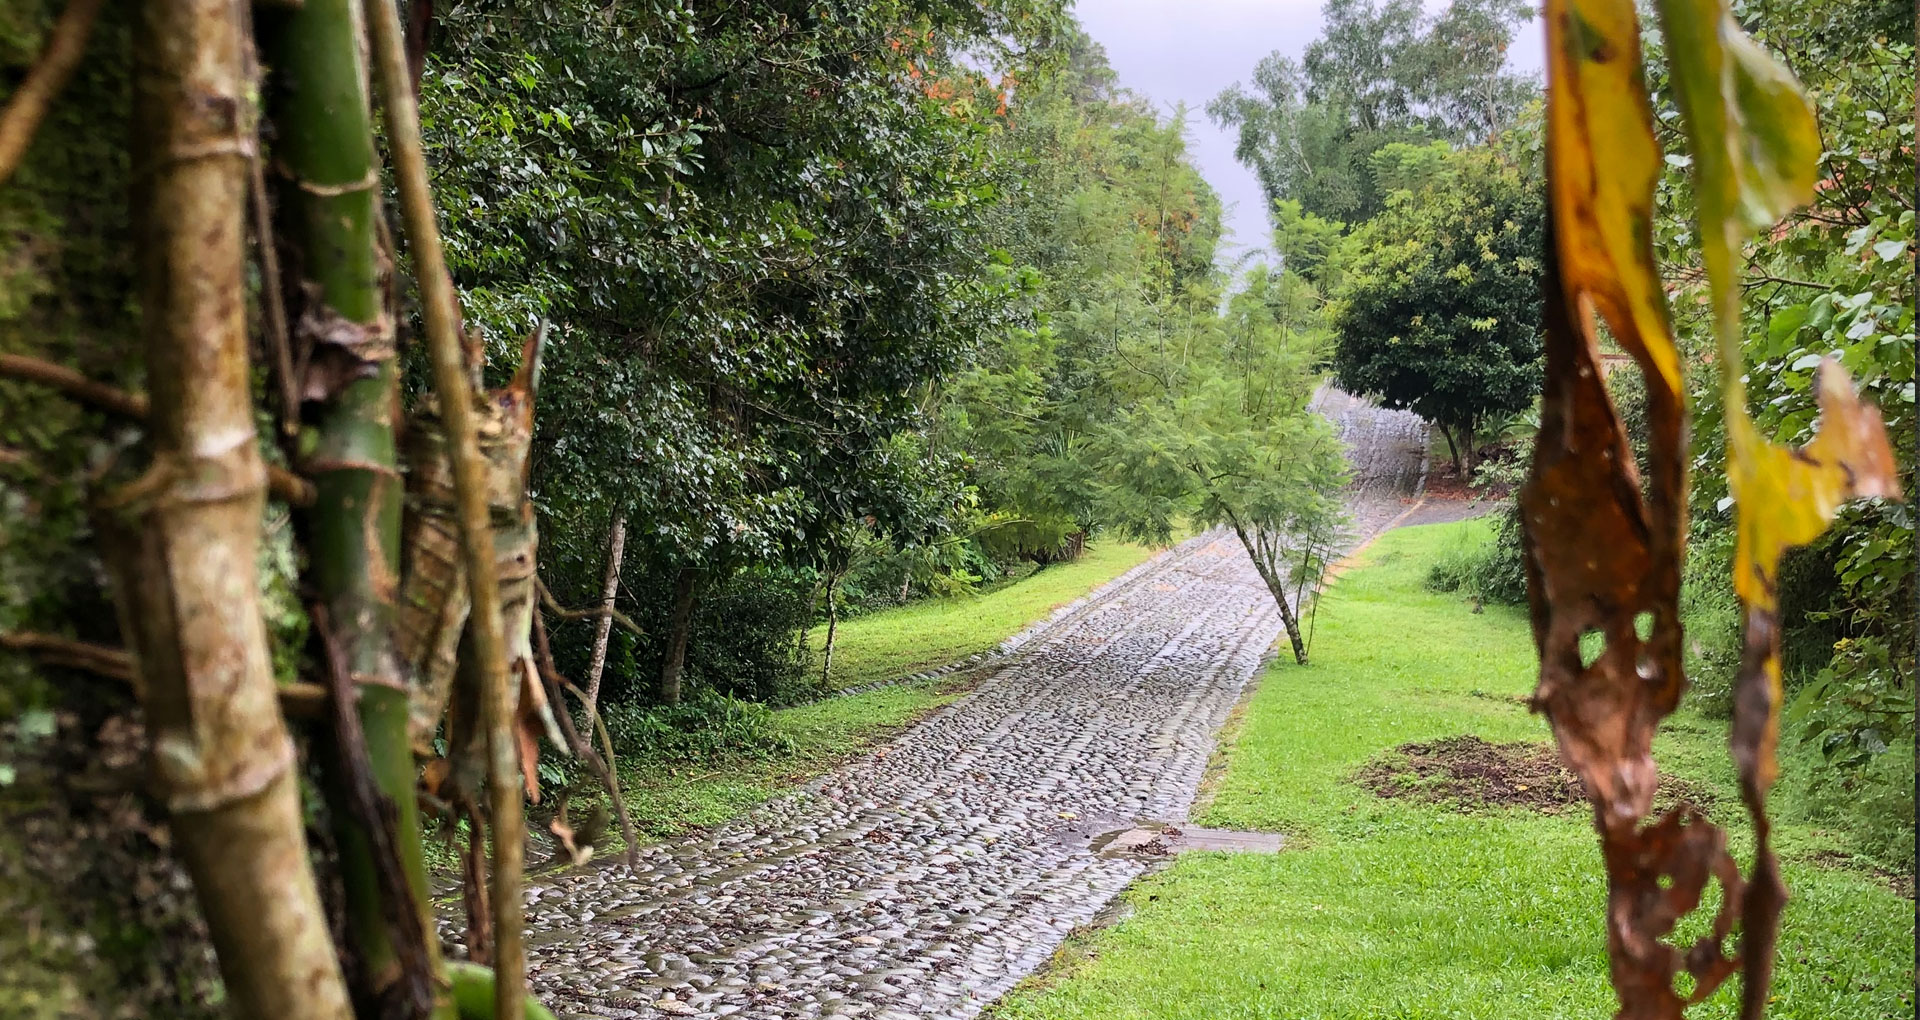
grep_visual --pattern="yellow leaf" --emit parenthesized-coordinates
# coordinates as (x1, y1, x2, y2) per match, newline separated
(1544, 0, 1682, 392)
(1727, 362, 1901, 611)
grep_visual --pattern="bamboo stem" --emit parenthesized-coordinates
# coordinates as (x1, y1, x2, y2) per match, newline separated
(312, 605, 434, 1016)
(112, 0, 352, 1011)
(362, 0, 526, 1010)
(258, 0, 445, 1008)
(444, 962, 559, 1020)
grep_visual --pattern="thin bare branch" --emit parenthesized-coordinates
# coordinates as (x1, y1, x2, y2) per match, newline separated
(0, 0, 105, 186)
(534, 613, 639, 868)
(0, 353, 148, 418)
(0, 630, 134, 684)
(363, 0, 525, 1006)
(0, 354, 318, 505)
(0, 630, 330, 718)
(536, 574, 645, 639)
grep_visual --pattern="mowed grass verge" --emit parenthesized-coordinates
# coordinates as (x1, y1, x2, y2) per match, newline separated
(807, 537, 1167, 691)
(607, 676, 968, 844)
(994, 518, 1913, 1020)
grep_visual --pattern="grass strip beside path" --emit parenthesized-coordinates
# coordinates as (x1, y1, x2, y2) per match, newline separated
(606, 677, 967, 846)
(808, 538, 1165, 691)
(995, 518, 1913, 1020)
(522, 539, 1165, 867)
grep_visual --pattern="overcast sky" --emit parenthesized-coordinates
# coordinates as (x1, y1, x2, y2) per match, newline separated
(1072, 0, 1546, 266)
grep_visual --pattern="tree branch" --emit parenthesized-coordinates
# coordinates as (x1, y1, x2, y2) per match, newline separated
(536, 575, 645, 639)
(1, 630, 330, 718)
(0, 0, 105, 187)
(364, 0, 525, 1003)
(533, 613, 638, 869)
(1741, 274, 1828, 292)
(0, 354, 317, 505)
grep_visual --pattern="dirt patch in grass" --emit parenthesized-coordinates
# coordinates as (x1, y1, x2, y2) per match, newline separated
(1355, 735, 1715, 816)
(1799, 849, 1914, 899)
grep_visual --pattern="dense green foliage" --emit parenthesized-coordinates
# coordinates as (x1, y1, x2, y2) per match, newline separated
(414, 9, 1339, 712)
(941, 29, 1225, 560)
(1331, 141, 1545, 471)
(417, 0, 1070, 703)
(1396, 0, 1913, 870)
(1, 6, 228, 1012)
(1658, 0, 1915, 865)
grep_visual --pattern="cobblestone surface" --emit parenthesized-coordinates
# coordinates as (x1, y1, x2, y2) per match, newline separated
(461, 391, 1428, 1020)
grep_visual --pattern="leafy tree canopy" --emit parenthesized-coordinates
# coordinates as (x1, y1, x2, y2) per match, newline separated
(1208, 0, 1536, 224)
(1329, 143, 1544, 471)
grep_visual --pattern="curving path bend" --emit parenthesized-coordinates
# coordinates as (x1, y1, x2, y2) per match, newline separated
(462, 392, 1430, 1020)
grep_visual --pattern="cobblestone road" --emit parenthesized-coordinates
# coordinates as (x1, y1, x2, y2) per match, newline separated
(481, 392, 1430, 1020)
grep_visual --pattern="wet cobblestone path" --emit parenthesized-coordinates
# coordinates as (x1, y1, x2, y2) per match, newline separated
(482, 392, 1430, 1020)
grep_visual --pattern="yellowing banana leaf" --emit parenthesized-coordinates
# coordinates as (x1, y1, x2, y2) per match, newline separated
(1526, 1, 1745, 1016)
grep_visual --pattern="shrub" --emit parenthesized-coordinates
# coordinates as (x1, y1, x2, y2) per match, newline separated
(1423, 503, 1528, 606)
(1792, 734, 1916, 879)
(601, 691, 796, 765)
(687, 569, 813, 704)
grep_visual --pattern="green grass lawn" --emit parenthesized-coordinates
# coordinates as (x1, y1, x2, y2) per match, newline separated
(807, 537, 1167, 690)
(994, 518, 1914, 1020)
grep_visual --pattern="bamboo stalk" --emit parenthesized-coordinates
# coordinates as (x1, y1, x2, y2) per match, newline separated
(312, 606, 434, 1016)
(108, 0, 352, 1012)
(361, 0, 526, 1011)
(258, 0, 444, 1008)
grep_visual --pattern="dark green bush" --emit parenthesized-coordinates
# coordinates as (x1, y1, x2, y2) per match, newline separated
(1423, 502, 1528, 606)
(687, 569, 813, 704)
(601, 691, 796, 765)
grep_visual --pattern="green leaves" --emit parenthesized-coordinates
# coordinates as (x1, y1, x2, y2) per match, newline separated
(1210, 0, 1538, 224)
(1332, 145, 1543, 467)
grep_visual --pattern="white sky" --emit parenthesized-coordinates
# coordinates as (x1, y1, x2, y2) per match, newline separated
(1072, 0, 1546, 266)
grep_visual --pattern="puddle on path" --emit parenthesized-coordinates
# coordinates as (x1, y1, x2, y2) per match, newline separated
(1089, 823, 1285, 859)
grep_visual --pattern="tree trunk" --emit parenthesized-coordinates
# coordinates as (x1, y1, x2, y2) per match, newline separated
(259, 0, 443, 1011)
(1440, 422, 1463, 476)
(1227, 521, 1309, 665)
(819, 573, 841, 687)
(103, 1, 352, 1013)
(658, 567, 696, 705)
(582, 515, 626, 717)
(794, 576, 824, 662)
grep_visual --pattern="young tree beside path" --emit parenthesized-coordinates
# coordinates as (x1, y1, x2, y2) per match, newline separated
(1100, 269, 1347, 665)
